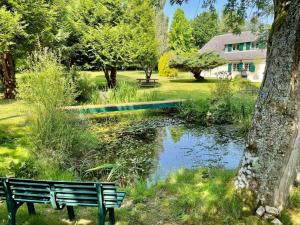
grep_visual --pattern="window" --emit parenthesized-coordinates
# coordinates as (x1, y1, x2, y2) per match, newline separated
(244, 63, 250, 71)
(233, 64, 238, 71)
(232, 44, 238, 51)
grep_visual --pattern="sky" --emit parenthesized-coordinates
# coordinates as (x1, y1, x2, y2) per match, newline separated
(164, 1, 273, 27)
(164, 0, 227, 24)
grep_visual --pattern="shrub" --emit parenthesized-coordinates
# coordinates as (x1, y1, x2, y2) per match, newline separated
(158, 51, 178, 77)
(18, 50, 97, 167)
(210, 79, 234, 124)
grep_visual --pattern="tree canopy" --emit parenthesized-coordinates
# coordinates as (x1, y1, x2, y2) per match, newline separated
(169, 51, 226, 80)
(168, 8, 193, 52)
(192, 11, 219, 48)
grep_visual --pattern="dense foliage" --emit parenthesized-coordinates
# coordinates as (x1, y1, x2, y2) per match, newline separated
(169, 51, 226, 80)
(168, 8, 193, 52)
(158, 51, 178, 77)
(18, 50, 97, 172)
(191, 11, 219, 48)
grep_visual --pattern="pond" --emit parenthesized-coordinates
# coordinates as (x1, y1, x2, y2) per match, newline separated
(148, 125, 245, 183)
(92, 117, 245, 185)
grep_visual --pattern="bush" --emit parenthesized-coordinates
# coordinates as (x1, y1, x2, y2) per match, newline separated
(158, 51, 178, 77)
(18, 50, 97, 168)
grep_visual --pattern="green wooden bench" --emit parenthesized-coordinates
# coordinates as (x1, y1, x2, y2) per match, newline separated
(0, 177, 126, 225)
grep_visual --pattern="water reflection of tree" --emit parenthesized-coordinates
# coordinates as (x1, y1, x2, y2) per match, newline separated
(169, 126, 185, 143)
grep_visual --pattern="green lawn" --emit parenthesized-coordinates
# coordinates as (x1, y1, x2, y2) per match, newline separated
(0, 99, 29, 173)
(81, 70, 217, 100)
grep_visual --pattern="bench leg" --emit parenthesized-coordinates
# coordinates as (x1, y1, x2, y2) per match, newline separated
(98, 208, 106, 225)
(108, 208, 115, 225)
(27, 203, 36, 215)
(67, 206, 75, 221)
(7, 207, 16, 225)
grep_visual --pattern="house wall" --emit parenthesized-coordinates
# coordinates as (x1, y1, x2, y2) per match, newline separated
(202, 62, 266, 82)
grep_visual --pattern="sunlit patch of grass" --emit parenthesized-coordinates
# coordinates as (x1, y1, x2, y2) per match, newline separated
(0, 99, 30, 174)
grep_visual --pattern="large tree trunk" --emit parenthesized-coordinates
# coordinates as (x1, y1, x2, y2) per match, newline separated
(192, 71, 204, 81)
(1, 53, 16, 99)
(236, 0, 300, 211)
(144, 66, 153, 82)
(103, 67, 117, 89)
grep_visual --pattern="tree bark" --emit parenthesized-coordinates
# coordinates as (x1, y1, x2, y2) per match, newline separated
(1, 53, 16, 99)
(144, 66, 153, 82)
(192, 71, 204, 81)
(110, 67, 117, 88)
(236, 0, 300, 210)
(103, 67, 117, 89)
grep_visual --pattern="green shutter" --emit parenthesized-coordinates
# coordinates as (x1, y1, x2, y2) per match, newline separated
(246, 42, 251, 50)
(239, 43, 244, 51)
(228, 64, 232, 73)
(238, 63, 243, 72)
(258, 42, 265, 49)
(227, 44, 232, 52)
(250, 63, 255, 72)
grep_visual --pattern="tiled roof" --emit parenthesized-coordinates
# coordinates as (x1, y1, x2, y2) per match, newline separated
(200, 31, 267, 61)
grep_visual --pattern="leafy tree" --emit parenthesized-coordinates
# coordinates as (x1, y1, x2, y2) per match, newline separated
(0, 0, 68, 99)
(76, 0, 131, 88)
(0, 7, 25, 99)
(84, 24, 134, 88)
(192, 11, 219, 48)
(168, 8, 193, 52)
(130, 0, 159, 80)
(219, 10, 245, 34)
(170, 51, 226, 80)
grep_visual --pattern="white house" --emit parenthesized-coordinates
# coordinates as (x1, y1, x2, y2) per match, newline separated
(200, 31, 267, 82)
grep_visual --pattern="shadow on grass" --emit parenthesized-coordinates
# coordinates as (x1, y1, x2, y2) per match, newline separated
(169, 78, 218, 84)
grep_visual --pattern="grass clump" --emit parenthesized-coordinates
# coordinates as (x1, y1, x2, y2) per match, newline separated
(18, 50, 97, 177)
(118, 168, 268, 225)
(179, 79, 257, 131)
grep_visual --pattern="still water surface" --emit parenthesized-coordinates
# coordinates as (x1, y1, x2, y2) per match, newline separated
(149, 125, 245, 181)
